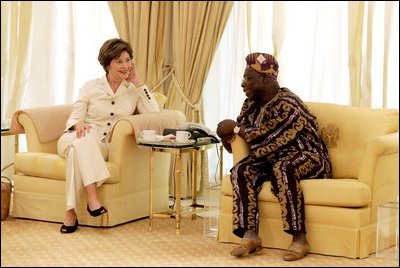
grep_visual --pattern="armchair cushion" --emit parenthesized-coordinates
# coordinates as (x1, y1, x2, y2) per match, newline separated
(15, 152, 120, 183)
(221, 177, 371, 207)
(306, 102, 398, 179)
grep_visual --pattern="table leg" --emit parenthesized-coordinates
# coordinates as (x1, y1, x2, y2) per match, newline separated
(148, 148, 154, 232)
(14, 134, 19, 153)
(175, 152, 182, 234)
(191, 151, 196, 218)
(219, 144, 223, 181)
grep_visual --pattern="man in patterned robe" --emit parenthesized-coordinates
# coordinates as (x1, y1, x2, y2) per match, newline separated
(216, 52, 332, 261)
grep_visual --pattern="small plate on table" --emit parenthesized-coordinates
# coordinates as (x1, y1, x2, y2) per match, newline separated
(173, 139, 196, 145)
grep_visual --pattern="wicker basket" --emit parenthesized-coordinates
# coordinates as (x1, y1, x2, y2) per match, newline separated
(1, 176, 12, 221)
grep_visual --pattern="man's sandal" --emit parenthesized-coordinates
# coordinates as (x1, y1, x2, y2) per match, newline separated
(230, 238, 263, 257)
(283, 241, 310, 261)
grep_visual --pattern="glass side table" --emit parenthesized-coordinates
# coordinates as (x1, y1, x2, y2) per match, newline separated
(1, 126, 19, 153)
(138, 139, 223, 235)
(376, 201, 399, 259)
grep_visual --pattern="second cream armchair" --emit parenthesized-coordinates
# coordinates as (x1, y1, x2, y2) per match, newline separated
(218, 102, 399, 259)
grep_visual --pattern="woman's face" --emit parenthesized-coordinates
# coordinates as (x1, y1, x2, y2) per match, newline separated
(107, 51, 132, 81)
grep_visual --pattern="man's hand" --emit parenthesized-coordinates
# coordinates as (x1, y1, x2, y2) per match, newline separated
(217, 119, 236, 154)
(74, 122, 91, 139)
(216, 119, 236, 137)
(220, 134, 234, 153)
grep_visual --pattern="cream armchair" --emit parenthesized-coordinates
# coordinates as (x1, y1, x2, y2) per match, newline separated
(12, 94, 186, 227)
(218, 102, 399, 259)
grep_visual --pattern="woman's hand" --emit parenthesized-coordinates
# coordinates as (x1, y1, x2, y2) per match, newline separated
(73, 122, 91, 139)
(127, 62, 143, 87)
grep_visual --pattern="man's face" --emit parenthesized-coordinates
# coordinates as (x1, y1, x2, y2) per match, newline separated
(241, 68, 265, 101)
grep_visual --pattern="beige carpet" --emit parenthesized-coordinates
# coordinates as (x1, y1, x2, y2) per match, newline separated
(1, 216, 398, 267)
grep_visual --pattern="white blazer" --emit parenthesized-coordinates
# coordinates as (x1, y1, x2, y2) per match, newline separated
(65, 75, 159, 141)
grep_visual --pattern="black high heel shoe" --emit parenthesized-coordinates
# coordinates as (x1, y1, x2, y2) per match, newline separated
(87, 205, 108, 217)
(60, 219, 79, 234)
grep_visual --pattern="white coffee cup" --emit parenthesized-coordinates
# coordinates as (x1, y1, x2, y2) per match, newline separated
(141, 130, 156, 141)
(176, 131, 191, 142)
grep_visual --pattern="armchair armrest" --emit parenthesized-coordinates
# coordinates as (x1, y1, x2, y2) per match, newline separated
(11, 104, 72, 154)
(231, 135, 250, 164)
(152, 93, 168, 108)
(108, 119, 135, 165)
(358, 132, 399, 218)
(16, 113, 58, 154)
(108, 109, 186, 165)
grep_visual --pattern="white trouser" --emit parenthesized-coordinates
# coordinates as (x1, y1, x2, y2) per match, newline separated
(57, 131, 110, 211)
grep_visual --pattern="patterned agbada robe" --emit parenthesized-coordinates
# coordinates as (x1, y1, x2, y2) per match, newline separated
(231, 87, 332, 238)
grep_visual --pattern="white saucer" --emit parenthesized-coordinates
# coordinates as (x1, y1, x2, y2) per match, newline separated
(138, 138, 158, 143)
(174, 139, 195, 144)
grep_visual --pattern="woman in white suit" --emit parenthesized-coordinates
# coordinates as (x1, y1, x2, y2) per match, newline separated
(57, 38, 159, 233)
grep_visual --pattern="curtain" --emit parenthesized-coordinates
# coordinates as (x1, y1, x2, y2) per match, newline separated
(1, 1, 32, 179)
(167, 1, 233, 122)
(348, 1, 400, 108)
(1, 1, 32, 120)
(108, 1, 233, 197)
(2, 2, 117, 116)
(108, 1, 170, 93)
(348, 2, 365, 107)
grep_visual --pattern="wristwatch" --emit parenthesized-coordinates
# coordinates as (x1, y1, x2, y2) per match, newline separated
(233, 125, 241, 135)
